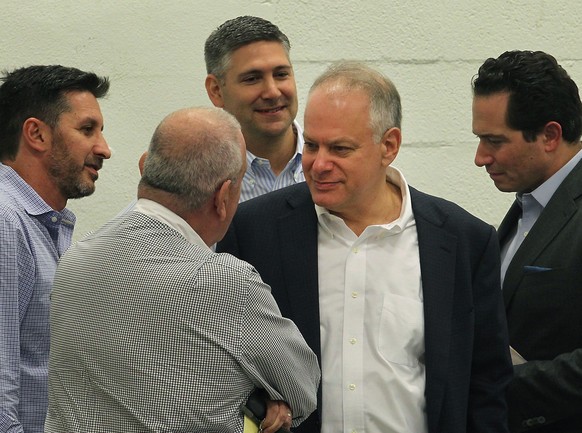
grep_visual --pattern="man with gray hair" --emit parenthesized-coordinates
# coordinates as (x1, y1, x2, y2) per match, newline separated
(46, 107, 320, 433)
(204, 16, 304, 201)
(218, 62, 512, 433)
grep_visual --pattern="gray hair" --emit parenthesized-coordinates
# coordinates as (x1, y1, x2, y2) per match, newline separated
(310, 61, 402, 142)
(204, 16, 291, 79)
(141, 107, 243, 210)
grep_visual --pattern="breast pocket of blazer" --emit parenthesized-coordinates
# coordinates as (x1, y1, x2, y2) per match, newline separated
(378, 293, 425, 367)
(521, 264, 582, 321)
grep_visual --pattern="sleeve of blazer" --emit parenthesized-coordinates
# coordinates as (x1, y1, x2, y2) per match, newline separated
(467, 225, 513, 433)
(507, 348, 582, 431)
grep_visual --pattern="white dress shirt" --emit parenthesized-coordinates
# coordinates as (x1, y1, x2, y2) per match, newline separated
(317, 167, 428, 433)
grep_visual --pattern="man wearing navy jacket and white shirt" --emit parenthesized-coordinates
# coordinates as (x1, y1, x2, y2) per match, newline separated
(218, 61, 512, 433)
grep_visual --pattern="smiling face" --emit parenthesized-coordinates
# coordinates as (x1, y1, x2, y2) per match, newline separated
(472, 92, 549, 193)
(47, 90, 111, 200)
(302, 86, 397, 218)
(206, 41, 298, 144)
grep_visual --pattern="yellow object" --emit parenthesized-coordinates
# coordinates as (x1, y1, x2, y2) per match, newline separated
(243, 414, 259, 433)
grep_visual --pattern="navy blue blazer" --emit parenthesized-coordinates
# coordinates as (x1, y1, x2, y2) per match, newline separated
(499, 158, 582, 433)
(218, 182, 512, 433)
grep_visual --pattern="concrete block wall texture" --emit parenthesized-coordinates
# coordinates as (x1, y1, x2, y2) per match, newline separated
(2, 0, 581, 239)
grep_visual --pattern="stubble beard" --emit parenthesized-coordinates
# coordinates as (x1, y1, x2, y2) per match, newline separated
(48, 136, 97, 200)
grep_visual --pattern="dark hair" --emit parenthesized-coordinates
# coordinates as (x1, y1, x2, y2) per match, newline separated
(0, 65, 110, 160)
(204, 15, 291, 79)
(472, 50, 582, 143)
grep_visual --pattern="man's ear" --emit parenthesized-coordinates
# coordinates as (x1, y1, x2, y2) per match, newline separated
(205, 74, 225, 108)
(22, 118, 51, 152)
(380, 127, 402, 167)
(542, 121, 563, 153)
(138, 151, 148, 176)
(214, 179, 232, 221)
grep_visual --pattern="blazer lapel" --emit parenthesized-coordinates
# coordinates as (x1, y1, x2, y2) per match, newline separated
(410, 188, 457, 432)
(502, 160, 582, 305)
(276, 184, 322, 358)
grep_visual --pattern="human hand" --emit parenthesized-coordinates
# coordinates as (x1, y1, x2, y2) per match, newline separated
(259, 400, 292, 433)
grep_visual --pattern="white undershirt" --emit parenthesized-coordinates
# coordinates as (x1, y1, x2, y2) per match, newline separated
(317, 167, 427, 433)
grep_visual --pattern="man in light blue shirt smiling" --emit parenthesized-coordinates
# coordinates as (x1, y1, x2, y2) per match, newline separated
(204, 16, 304, 202)
(0, 65, 111, 433)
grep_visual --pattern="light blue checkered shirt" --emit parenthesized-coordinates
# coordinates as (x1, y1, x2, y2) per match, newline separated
(239, 121, 305, 202)
(0, 163, 75, 433)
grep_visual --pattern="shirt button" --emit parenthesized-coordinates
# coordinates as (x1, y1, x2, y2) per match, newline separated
(351, 291, 358, 298)
(523, 231, 528, 237)
(348, 384, 356, 391)
(51, 216, 58, 223)
(349, 338, 357, 345)
(352, 248, 358, 254)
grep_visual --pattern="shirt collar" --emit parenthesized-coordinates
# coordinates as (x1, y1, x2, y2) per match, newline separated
(134, 198, 208, 249)
(518, 148, 582, 208)
(246, 120, 304, 171)
(315, 165, 414, 236)
(0, 162, 76, 224)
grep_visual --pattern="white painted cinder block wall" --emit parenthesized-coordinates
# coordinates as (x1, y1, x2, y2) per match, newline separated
(2, 0, 581, 239)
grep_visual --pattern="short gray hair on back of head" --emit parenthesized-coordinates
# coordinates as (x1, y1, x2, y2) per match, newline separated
(310, 61, 402, 142)
(141, 107, 243, 210)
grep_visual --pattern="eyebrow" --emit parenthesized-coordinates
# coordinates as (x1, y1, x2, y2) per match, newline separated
(303, 135, 358, 146)
(78, 117, 104, 130)
(238, 64, 292, 76)
(473, 132, 505, 139)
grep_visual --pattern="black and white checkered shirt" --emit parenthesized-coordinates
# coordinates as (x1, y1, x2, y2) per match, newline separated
(46, 207, 319, 433)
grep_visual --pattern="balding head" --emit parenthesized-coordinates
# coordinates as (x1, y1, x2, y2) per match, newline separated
(308, 61, 402, 142)
(140, 107, 244, 210)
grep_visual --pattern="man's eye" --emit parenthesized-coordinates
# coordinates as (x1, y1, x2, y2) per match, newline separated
(242, 76, 259, 84)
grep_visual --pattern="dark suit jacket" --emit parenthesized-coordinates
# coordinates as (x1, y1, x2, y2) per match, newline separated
(218, 182, 512, 433)
(500, 159, 582, 433)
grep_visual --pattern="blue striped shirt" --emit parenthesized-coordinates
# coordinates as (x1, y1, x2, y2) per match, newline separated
(0, 163, 75, 433)
(239, 121, 305, 202)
